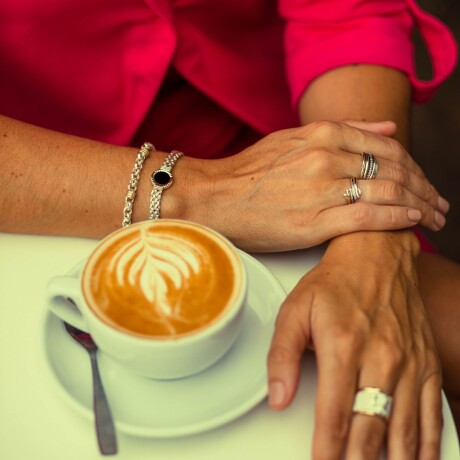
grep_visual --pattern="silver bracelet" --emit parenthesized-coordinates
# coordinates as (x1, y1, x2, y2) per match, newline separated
(149, 150, 184, 220)
(122, 142, 155, 227)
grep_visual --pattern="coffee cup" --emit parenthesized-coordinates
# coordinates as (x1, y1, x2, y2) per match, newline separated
(47, 219, 247, 379)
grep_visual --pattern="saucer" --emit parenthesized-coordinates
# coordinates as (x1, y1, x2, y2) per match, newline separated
(42, 251, 286, 438)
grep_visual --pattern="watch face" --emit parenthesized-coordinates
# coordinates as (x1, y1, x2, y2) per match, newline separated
(152, 170, 172, 187)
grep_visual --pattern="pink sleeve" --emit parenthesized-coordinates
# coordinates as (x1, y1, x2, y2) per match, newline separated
(279, 0, 458, 106)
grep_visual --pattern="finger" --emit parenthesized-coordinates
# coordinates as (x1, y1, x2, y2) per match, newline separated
(267, 295, 311, 410)
(417, 375, 443, 460)
(356, 180, 445, 231)
(314, 121, 426, 179)
(323, 178, 443, 232)
(311, 325, 361, 459)
(345, 337, 402, 460)
(345, 407, 388, 460)
(342, 120, 397, 138)
(341, 130, 451, 214)
(386, 365, 420, 460)
(334, 151, 446, 213)
(371, 159, 448, 215)
(315, 204, 421, 242)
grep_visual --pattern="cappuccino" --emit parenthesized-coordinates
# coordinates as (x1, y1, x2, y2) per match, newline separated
(82, 220, 241, 339)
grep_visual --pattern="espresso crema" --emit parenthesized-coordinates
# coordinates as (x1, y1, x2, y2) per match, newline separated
(82, 221, 240, 338)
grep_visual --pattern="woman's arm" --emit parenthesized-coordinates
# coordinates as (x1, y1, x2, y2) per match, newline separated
(0, 113, 444, 249)
(299, 64, 411, 147)
(268, 64, 445, 459)
(0, 115, 161, 237)
(0, 114, 222, 238)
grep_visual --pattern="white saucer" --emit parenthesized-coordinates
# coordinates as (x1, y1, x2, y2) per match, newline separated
(42, 251, 286, 438)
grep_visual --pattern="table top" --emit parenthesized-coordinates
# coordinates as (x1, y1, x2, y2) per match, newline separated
(1, 232, 458, 460)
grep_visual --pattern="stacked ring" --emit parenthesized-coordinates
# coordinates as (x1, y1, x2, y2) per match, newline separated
(352, 387, 393, 420)
(360, 152, 379, 180)
(343, 177, 362, 204)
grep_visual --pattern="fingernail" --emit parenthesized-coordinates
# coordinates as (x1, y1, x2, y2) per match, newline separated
(434, 211, 446, 229)
(407, 209, 422, 222)
(437, 196, 450, 213)
(269, 381, 286, 408)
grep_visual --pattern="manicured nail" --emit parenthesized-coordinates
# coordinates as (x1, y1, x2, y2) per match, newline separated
(434, 211, 446, 229)
(437, 196, 450, 213)
(269, 381, 286, 408)
(407, 209, 422, 222)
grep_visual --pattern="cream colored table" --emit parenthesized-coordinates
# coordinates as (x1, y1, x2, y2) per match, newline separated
(1, 233, 458, 460)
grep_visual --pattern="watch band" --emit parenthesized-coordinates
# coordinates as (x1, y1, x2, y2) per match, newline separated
(149, 150, 184, 220)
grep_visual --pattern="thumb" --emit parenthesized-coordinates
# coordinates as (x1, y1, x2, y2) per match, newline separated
(342, 119, 397, 137)
(267, 293, 312, 411)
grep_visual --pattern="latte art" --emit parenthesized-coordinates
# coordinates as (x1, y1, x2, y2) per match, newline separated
(111, 228, 208, 333)
(83, 221, 239, 338)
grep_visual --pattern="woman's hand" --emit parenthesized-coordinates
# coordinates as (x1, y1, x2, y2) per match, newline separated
(181, 120, 448, 252)
(267, 230, 443, 459)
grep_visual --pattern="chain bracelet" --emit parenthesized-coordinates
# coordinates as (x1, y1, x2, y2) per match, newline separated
(149, 150, 184, 220)
(122, 142, 155, 227)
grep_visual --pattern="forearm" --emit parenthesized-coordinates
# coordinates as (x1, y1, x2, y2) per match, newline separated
(0, 115, 201, 237)
(299, 64, 411, 148)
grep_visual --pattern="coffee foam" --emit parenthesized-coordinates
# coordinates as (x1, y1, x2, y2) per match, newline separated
(113, 228, 202, 317)
(83, 222, 239, 338)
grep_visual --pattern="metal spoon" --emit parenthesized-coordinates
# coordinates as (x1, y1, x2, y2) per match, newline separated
(64, 321, 118, 455)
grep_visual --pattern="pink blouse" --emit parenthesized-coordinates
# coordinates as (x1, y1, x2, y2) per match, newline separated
(0, 0, 457, 155)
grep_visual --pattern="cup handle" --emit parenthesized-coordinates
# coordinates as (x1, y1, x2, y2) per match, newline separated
(47, 276, 89, 332)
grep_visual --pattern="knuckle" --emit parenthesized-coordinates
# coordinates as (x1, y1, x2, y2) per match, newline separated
(267, 344, 297, 366)
(424, 184, 438, 206)
(425, 350, 442, 377)
(321, 408, 350, 441)
(306, 148, 332, 173)
(394, 419, 418, 449)
(387, 207, 403, 227)
(358, 425, 384, 453)
(330, 325, 367, 358)
(386, 137, 405, 160)
(382, 180, 403, 202)
(370, 337, 406, 380)
(380, 341, 405, 372)
(308, 120, 337, 139)
(391, 162, 410, 187)
(349, 204, 373, 227)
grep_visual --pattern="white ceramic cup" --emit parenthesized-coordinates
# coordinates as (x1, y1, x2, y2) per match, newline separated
(47, 220, 247, 380)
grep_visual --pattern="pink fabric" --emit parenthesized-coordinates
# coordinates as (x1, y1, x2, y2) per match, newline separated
(281, 0, 457, 106)
(0, 0, 457, 150)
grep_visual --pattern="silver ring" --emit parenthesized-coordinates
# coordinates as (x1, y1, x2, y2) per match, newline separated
(352, 387, 393, 420)
(343, 177, 362, 204)
(360, 152, 379, 180)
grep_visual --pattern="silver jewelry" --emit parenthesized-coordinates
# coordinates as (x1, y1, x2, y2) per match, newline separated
(122, 142, 155, 227)
(149, 150, 184, 220)
(360, 152, 379, 180)
(352, 387, 393, 420)
(343, 177, 362, 204)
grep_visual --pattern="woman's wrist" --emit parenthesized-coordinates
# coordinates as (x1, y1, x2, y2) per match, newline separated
(131, 151, 221, 225)
(324, 230, 421, 267)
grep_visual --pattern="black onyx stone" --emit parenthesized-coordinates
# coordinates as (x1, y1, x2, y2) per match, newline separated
(154, 170, 172, 186)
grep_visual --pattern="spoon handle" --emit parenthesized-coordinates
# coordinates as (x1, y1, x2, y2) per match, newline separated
(89, 350, 118, 455)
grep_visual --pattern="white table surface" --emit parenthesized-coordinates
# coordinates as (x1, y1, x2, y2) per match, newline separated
(1, 233, 458, 460)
